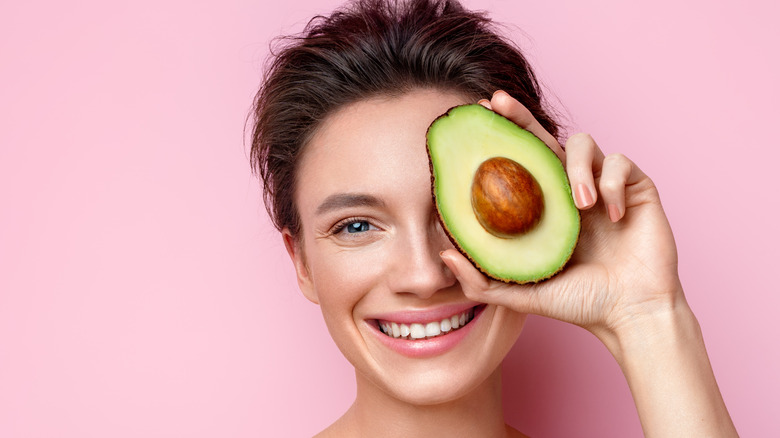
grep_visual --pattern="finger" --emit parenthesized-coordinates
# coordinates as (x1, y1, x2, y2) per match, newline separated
(440, 249, 544, 315)
(565, 133, 605, 209)
(598, 153, 646, 222)
(477, 98, 492, 110)
(489, 90, 565, 161)
(439, 249, 491, 297)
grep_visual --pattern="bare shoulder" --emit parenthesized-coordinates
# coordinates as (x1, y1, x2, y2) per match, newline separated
(313, 411, 356, 438)
(313, 427, 341, 438)
(313, 422, 349, 438)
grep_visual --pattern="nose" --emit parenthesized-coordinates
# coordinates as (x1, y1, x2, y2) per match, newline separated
(386, 219, 457, 299)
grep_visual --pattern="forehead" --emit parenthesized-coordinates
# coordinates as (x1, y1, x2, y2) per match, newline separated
(294, 90, 468, 214)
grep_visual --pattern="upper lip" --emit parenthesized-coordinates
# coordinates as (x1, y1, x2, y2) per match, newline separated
(366, 301, 481, 324)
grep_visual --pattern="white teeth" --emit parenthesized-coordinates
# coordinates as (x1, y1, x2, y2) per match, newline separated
(391, 322, 400, 338)
(378, 307, 477, 340)
(425, 321, 441, 337)
(410, 323, 425, 339)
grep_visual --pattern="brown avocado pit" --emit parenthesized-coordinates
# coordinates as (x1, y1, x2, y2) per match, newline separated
(471, 156, 544, 238)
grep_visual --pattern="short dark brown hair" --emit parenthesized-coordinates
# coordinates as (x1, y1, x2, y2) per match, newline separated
(250, 0, 560, 236)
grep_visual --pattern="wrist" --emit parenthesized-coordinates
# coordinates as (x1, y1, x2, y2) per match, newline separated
(592, 291, 700, 367)
(591, 291, 738, 437)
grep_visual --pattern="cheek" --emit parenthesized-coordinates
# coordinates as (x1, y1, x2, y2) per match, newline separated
(308, 245, 389, 321)
(308, 246, 390, 362)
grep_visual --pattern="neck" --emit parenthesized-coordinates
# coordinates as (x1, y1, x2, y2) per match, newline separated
(341, 366, 510, 438)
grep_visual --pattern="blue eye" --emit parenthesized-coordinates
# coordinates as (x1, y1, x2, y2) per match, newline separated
(346, 221, 371, 233)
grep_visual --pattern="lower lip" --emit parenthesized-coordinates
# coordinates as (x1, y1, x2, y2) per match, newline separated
(369, 305, 485, 358)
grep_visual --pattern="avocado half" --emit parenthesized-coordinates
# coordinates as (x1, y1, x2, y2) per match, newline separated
(426, 104, 580, 283)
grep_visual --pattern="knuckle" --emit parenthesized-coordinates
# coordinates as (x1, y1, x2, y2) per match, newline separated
(604, 152, 629, 165)
(568, 132, 594, 146)
(599, 178, 623, 194)
(571, 132, 592, 141)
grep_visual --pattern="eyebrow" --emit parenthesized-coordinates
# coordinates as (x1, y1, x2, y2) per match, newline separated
(315, 193, 385, 215)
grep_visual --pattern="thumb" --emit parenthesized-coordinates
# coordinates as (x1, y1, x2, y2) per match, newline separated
(440, 248, 491, 295)
(440, 249, 544, 315)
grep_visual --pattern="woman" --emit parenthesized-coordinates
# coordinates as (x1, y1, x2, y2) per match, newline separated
(250, 0, 738, 436)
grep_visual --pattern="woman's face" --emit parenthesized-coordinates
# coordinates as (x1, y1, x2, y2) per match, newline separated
(285, 89, 527, 405)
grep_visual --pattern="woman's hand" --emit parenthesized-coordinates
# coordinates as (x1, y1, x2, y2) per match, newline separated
(440, 90, 738, 437)
(440, 90, 683, 346)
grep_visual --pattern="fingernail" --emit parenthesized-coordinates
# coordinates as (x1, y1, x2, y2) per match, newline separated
(576, 183, 593, 208)
(493, 89, 508, 99)
(608, 204, 621, 222)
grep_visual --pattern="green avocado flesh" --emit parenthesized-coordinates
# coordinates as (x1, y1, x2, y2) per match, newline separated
(426, 104, 580, 283)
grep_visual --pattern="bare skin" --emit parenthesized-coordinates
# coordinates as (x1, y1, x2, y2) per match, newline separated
(284, 89, 737, 437)
(285, 90, 528, 437)
(316, 369, 528, 438)
(441, 91, 738, 437)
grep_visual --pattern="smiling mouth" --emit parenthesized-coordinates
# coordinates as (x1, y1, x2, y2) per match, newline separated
(376, 306, 481, 340)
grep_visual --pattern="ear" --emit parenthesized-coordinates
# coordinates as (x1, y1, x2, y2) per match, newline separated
(282, 228, 318, 304)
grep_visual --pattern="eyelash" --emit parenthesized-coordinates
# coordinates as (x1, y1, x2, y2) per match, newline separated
(330, 217, 376, 235)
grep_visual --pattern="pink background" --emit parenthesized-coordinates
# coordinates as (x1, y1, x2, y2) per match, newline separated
(1, 0, 777, 436)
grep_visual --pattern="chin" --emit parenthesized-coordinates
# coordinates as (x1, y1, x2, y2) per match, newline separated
(375, 364, 501, 406)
